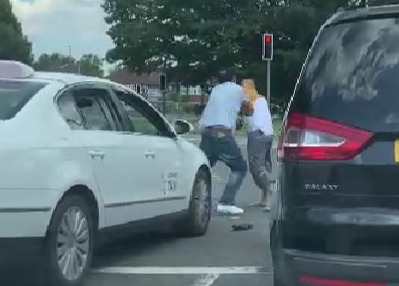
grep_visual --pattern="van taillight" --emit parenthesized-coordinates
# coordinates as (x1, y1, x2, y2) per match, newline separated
(277, 113, 373, 161)
(300, 275, 386, 286)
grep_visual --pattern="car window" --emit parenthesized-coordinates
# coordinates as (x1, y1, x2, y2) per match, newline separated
(112, 88, 173, 137)
(73, 88, 118, 131)
(57, 92, 84, 130)
(0, 80, 47, 120)
(291, 17, 399, 132)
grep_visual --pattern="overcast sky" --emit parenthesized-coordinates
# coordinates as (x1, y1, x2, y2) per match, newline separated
(10, 0, 114, 64)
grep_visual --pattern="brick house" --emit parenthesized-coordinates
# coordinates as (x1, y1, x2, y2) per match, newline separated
(107, 70, 162, 101)
(108, 69, 208, 105)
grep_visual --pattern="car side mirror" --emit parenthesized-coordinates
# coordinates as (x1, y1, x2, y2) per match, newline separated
(174, 119, 194, 135)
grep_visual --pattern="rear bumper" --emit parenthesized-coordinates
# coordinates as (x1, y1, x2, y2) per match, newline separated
(280, 248, 399, 285)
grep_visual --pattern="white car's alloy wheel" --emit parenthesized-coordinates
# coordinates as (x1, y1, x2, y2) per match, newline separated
(194, 178, 211, 229)
(46, 195, 94, 286)
(179, 169, 211, 237)
(56, 207, 90, 281)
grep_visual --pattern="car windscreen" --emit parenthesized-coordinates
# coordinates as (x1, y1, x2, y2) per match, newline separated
(0, 80, 47, 120)
(291, 17, 399, 132)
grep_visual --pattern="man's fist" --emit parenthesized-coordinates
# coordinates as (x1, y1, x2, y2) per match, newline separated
(240, 101, 253, 116)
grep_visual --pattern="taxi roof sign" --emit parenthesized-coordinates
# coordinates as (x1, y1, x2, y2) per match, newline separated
(0, 60, 34, 79)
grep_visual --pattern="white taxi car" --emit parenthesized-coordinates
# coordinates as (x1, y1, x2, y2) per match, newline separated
(0, 61, 211, 286)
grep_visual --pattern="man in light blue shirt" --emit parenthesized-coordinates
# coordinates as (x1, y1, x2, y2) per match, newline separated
(199, 71, 249, 215)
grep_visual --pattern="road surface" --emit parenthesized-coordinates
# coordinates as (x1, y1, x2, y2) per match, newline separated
(2, 135, 277, 286)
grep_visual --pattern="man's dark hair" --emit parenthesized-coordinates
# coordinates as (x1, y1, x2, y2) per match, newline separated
(217, 70, 234, 83)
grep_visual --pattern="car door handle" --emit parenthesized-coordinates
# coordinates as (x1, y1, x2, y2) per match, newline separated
(145, 151, 155, 159)
(89, 150, 105, 159)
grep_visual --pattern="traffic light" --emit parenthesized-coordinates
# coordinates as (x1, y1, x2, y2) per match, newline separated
(262, 33, 273, 61)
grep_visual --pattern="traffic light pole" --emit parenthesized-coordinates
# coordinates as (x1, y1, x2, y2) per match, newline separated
(267, 60, 271, 105)
(162, 91, 166, 114)
(160, 74, 167, 114)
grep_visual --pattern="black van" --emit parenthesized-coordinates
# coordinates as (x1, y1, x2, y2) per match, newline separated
(270, 5, 399, 286)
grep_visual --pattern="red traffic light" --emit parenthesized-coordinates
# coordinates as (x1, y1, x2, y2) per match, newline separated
(262, 33, 273, 61)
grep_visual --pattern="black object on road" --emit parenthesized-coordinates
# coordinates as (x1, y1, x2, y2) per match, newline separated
(232, 224, 253, 231)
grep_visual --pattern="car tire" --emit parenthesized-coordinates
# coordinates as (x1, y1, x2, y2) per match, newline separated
(270, 224, 284, 286)
(179, 169, 211, 237)
(44, 195, 95, 286)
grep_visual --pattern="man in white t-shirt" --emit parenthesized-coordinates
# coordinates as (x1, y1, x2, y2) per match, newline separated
(242, 79, 273, 211)
(199, 71, 250, 215)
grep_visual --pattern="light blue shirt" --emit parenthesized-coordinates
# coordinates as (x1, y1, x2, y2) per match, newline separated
(199, 82, 249, 130)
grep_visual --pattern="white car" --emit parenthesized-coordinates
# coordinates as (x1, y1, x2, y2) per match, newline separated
(0, 61, 212, 286)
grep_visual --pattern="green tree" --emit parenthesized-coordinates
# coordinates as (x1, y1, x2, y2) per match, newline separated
(78, 54, 104, 77)
(103, 0, 163, 72)
(34, 53, 104, 77)
(0, 0, 32, 64)
(33, 53, 76, 72)
(103, 0, 392, 105)
(103, 0, 268, 84)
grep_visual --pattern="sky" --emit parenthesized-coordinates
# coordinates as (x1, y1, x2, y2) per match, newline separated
(10, 0, 115, 68)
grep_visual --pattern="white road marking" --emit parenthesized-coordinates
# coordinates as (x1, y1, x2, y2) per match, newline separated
(92, 266, 270, 275)
(192, 274, 220, 286)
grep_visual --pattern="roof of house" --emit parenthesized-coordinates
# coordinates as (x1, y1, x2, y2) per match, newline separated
(108, 70, 161, 86)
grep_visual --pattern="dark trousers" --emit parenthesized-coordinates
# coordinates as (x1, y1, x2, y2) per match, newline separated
(247, 130, 273, 200)
(200, 132, 247, 205)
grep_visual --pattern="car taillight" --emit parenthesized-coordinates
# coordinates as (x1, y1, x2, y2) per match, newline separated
(277, 113, 373, 161)
(300, 276, 386, 286)
(300, 275, 386, 286)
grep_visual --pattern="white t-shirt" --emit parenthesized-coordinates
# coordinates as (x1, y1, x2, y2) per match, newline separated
(199, 82, 249, 129)
(249, 97, 273, 136)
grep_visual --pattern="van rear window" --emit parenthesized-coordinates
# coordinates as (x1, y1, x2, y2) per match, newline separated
(291, 17, 399, 132)
(0, 81, 47, 120)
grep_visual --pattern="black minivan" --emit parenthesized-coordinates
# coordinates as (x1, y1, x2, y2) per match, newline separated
(270, 5, 399, 286)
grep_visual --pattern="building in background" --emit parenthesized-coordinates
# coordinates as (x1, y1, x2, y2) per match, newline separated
(109, 69, 207, 104)
(108, 70, 162, 101)
(179, 85, 206, 104)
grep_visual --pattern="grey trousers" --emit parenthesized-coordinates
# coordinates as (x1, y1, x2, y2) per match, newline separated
(247, 130, 273, 196)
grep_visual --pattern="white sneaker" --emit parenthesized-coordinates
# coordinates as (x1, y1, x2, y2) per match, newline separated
(216, 204, 244, 215)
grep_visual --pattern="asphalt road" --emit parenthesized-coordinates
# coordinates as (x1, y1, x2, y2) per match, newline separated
(1, 135, 277, 286)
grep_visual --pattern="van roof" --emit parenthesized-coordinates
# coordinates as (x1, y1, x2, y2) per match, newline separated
(329, 4, 399, 26)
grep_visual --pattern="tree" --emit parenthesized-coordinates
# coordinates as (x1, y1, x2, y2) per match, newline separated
(103, 0, 390, 104)
(103, 0, 163, 72)
(0, 0, 32, 64)
(103, 0, 268, 83)
(78, 54, 104, 77)
(33, 53, 77, 73)
(33, 53, 104, 77)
